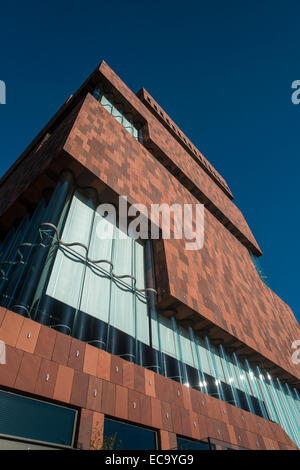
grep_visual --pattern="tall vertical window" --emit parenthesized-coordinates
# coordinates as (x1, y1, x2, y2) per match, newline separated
(33, 188, 152, 365)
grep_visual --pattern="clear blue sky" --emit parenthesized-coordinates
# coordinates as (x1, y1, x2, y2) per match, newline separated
(0, 1, 299, 323)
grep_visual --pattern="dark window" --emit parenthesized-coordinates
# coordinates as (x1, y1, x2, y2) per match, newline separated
(249, 252, 269, 285)
(0, 390, 76, 447)
(177, 437, 214, 450)
(103, 418, 157, 450)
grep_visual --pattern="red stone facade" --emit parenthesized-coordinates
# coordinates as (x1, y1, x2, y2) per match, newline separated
(0, 61, 299, 449)
(0, 308, 297, 450)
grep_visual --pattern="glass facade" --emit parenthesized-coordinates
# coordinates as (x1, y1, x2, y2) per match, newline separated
(0, 171, 299, 448)
(249, 251, 269, 286)
(92, 86, 143, 143)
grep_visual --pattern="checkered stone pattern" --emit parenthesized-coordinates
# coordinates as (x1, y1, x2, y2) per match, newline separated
(0, 61, 299, 449)
(0, 100, 82, 227)
(98, 61, 261, 255)
(0, 309, 297, 450)
(64, 94, 300, 380)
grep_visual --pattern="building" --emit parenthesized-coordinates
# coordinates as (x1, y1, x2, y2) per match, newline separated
(0, 61, 299, 450)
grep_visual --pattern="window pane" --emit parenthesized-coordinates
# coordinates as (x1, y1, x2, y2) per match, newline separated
(103, 419, 156, 450)
(157, 315, 177, 358)
(135, 241, 149, 345)
(0, 390, 76, 446)
(178, 327, 196, 368)
(109, 279, 135, 337)
(177, 437, 212, 450)
(79, 212, 113, 322)
(46, 192, 94, 310)
(100, 94, 113, 112)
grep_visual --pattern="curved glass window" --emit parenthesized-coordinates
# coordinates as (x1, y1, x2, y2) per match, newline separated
(0, 173, 154, 368)
(92, 87, 142, 143)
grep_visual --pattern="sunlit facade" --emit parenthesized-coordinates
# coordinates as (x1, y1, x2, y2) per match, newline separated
(0, 61, 299, 450)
